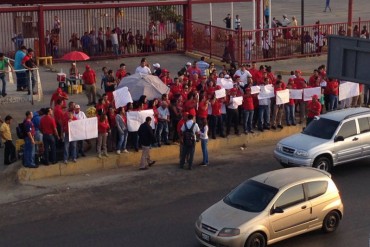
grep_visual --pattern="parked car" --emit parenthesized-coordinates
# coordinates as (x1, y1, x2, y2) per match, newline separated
(195, 167, 343, 247)
(274, 107, 370, 172)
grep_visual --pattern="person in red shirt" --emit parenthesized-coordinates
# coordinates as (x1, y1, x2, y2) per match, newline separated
(183, 92, 197, 117)
(107, 107, 117, 152)
(82, 65, 97, 106)
(197, 96, 209, 124)
(160, 69, 173, 86)
(62, 111, 77, 163)
(21, 48, 37, 95)
(115, 63, 127, 83)
(308, 69, 321, 88)
(53, 99, 65, 137)
(242, 88, 254, 133)
(324, 78, 339, 111)
(170, 77, 183, 98)
(307, 94, 322, 125)
(186, 61, 201, 80)
(284, 81, 297, 126)
(248, 62, 258, 81)
(97, 113, 110, 158)
(209, 95, 225, 139)
(293, 70, 308, 124)
(50, 87, 68, 109)
(39, 107, 60, 165)
(254, 65, 265, 84)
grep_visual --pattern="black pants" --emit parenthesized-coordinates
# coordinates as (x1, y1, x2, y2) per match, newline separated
(226, 108, 239, 135)
(4, 140, 16, 165)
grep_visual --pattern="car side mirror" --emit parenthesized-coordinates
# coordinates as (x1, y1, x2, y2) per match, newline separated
(271, 207, 284, 214)
(334, 136, 344, 142)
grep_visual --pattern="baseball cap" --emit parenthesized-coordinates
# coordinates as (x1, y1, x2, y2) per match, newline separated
(75, 104, 81, 109)
(153, 63, 160, 68)
(312, 94, 319, 99)
(86, 65, 90, 69)
(186, 62, 192, 66)
(295, 70, 302, 74)
(224, 74, 231, 79)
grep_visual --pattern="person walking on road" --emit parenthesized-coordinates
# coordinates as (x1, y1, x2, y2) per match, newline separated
(0, 115, 16, 165)
(324, 0, 332, 12)
(137, 117, 156, 170)
(180, 114, 200, 170)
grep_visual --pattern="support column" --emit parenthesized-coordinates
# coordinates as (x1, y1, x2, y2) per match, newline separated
(38, 5, 45, 57)
(347, 0, 353, 36)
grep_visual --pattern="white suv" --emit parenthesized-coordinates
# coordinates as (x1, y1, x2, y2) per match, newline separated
(274, 107, 370, 172)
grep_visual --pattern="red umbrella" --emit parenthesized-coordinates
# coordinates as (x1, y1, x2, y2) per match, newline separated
(61, 51, 90, 61)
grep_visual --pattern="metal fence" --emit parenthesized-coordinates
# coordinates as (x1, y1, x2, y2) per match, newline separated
(187, 19, 370, 64)
(0, 3, 186, 59)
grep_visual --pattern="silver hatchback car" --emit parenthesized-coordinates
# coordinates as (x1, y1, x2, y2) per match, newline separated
(195, 167, 343, 247)
(274, 107, 370, 172)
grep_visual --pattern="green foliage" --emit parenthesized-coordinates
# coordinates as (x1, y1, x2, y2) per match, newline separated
(148, 6, 180, 23)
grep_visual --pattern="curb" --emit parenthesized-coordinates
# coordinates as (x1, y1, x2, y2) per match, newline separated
(17, 125, 302, 181)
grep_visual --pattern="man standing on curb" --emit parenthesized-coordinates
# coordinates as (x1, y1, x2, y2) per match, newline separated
(40, 107, 60, 165)
(0, 115, 16, 165)
(137, 117, 156, 170)
(23, 111, 38, 168)
(82, 65, 97, 106)
(180, 114, 200, 170)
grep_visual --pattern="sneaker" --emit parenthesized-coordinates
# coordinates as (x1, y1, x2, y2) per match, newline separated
(123, 149, 129, 153)
(271, 125, 277, 130)
(103, 153, 109, 157)
(201, 163, 208, 167)
(73, 159, 77, 163)
(64, 160, 68, 164)
(278, 124, 284, 129)
(249, 130, 254, 134)
(148, 161, 156, 167)
(98, 154, 102, 159)
(116, 150, 121, 155)
(244, 131, 248, 135)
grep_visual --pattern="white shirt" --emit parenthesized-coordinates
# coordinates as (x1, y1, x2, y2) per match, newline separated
(111, 33, 118, 45)
(181, 120, 200, 141)
(245, 39, 255, 51)
(135, 66, 151, 75)
(157, 107, 170, 120)
(73, 110, 87, 120)
(228, 96, 240, 109)
(199, 125, 209, 140)
(234, 69, 252, 84)
(234, 18, 241, 29)
(314, 33, 324, 46)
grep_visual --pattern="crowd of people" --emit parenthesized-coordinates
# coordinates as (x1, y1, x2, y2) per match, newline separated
(1, 55, 369, 170)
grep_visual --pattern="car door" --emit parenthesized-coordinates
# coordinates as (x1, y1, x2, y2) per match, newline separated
(357, 116, 370, 157)
(269, 184, 312, 240)
(333, 119, 362, 163)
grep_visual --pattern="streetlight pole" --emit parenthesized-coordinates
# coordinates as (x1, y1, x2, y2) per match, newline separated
(301, 0, 304, 26)
(347, 0, 353, 36)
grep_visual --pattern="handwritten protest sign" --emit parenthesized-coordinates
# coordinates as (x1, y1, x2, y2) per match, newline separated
(215, 88, 226, 99)
(69, 117, 98, 141)
(303, 87, 321, 101)
(276, 89, 289, 105)
(339, 81, 359, 101)
(127, 109, 155, 131)
(216, 78, 234, 90)
(113, 86, 133, 108)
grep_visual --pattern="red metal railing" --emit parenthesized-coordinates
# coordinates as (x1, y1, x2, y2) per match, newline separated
(187, 19, 370, 64)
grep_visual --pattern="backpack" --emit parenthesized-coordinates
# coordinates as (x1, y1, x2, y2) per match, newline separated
(183, 123, 196, 147)
(16, 121, 26, 139)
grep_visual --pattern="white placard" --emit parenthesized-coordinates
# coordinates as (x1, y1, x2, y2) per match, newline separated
(127, 109, 155, 132)
(216, 78, 234, 90)
(113, 86, 133, 108)
(258, 84, 275, 99)
(232, 96, 243, 106)
(215, 88, 226, 99)
(339, 81, 359, 101)
(320, 80, 327, 87)
(303, 87, 321, 101)
(69, 117, 98, 141)
(251, 85, 260, 94)
(276, 89, 290, 105)
(8, 65, 14, 84)
(289, 89, 303, 99)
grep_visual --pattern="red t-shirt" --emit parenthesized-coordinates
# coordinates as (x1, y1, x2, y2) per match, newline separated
(62, 113, 77, 133)
(293, 77, 307, 89)
(325, 80, 339, 95)
(53, 104, 64, 125)
(242, 95, 254, 110)
(98, 118, 110, 134)
(197, 101, 208, 118)
(115, 69, 126, 81)
(211, 99, 222, 116)
(82, 70, 96, 85)
(307, 101, 322, 118)
(40, 115, 57, 135)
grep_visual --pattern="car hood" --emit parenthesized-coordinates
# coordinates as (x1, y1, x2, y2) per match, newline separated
(279, 133, 328, 151)
(201, 200, 258, 230)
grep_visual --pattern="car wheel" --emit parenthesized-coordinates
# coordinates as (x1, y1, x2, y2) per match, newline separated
(322, 211, 340, 233)
(245, 232, 266, 247)
(313, 156, 332, 172)
(280, 162, 289, 168)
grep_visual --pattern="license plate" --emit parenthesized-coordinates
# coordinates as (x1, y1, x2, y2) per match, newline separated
(201, 233, 210, 242)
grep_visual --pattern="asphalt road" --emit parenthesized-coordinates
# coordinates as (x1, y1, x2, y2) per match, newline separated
(0, 140, 369, 247)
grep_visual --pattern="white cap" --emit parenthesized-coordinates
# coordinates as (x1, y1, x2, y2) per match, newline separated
(186, 62, 192, 66)
(153, 63, 160, 68)
(75, 104, 81, 109)
(224, 74, 230, 79)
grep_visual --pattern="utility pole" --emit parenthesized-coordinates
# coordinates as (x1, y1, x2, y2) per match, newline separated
(347, 0, 353, 36)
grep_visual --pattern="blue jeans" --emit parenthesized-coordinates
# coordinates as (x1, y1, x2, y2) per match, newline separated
(64, 134, 76, 161)
(284, 104, 296, 125)
(258, 105, 270, 129)
(0, 73, 6, 95)
(156, 121, 169, 145)
(328, 94, 338, 111)
(43, 134, 56, 164)
(243, 110, 254, 132)
(26, 70, 36, 93)
(23, 136, 35, 167)
(180, 144, 195, 169)
(201, 139, 208, 164)
(117, 130, 128, 151)
(113, 44, 119, 55)
(16, 71, 27, 89)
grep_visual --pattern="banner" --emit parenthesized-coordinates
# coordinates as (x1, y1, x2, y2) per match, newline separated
(250, 85, 260, 94)
(127, 109, 155, 131)
(69, 117, 98, 141)
(216, 78, 234, 90)
(289, 89, 303, 99)
(258, 84, 275, 99)
(276, 89, 289, 105)
(113, 86, 133, 108)
(215, 88, 226, 99)
(303, 87, 321, 101)
(339, 81, 359, 101)
(233, 96, 243, 106)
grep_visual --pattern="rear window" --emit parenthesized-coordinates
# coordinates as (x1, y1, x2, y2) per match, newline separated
(358, 117, 370, 134)
(305, 181, 328, 200)
(302, 118, 340, 139)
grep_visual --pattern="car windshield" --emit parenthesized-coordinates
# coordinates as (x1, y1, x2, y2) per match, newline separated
(223, 180, 278, 213)
(302, 118, 340, 139)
